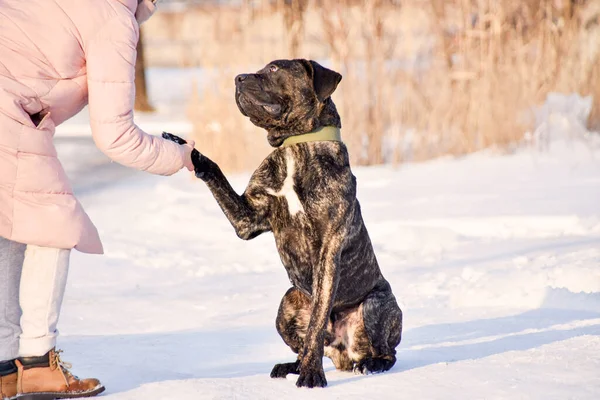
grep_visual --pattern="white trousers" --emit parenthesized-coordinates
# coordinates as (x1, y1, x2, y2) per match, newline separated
(0, 237, 70, 361)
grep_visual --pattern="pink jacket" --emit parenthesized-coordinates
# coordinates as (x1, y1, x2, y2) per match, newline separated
(0, 0, 190, 254)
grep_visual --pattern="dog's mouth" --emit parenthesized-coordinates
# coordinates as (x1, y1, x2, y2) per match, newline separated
(261, 103, 282, 115)
(236, 89, 282, 117)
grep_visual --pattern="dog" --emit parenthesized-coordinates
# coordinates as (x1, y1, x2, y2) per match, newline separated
(163, 59, 402, 388)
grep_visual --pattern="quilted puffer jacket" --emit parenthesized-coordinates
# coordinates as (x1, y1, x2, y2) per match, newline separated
(0, 0, 193, 254)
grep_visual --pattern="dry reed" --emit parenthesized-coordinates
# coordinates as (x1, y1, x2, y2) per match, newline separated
(143, 0, 600, 172)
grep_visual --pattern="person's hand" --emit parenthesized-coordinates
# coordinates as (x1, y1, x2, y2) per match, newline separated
(162, 132, 215, 181)
(182, 142, 195, 171)
(162, 132, 195, 172)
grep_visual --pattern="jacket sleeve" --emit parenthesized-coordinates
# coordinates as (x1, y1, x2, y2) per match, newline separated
(85, 16, 187, 176)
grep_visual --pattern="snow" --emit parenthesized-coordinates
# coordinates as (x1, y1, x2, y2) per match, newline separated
(51, 139, 600, 399)
(51, 78, 600, 398)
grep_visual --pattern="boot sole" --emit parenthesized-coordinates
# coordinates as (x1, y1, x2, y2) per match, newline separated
(15, 384, 105, 400)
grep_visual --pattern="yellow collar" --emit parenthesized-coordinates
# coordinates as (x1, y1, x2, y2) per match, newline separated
(282, 126, 342, 147)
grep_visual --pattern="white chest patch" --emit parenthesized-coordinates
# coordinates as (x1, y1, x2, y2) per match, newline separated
(267, 152, 305, 216)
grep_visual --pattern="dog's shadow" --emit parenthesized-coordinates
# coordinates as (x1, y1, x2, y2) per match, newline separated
(394, 307, 600, 374)
(62, 302, 600, 394)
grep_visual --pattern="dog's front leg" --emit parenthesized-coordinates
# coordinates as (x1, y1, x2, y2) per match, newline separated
(296, 224, 347, 388)
(195, 151, 271, 240)
(161, 133, 271, 239)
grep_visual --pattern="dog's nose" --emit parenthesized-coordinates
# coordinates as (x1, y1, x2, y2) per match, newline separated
(235, 74, 249, 84)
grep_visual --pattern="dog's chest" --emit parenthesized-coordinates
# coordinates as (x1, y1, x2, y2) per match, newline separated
(266, 151, 305, 217)
(261, 148, 320, 292)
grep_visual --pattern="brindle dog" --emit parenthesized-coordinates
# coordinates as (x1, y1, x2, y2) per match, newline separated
(163, 59, 402, 388)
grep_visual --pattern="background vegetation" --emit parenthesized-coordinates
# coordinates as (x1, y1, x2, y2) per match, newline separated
(137, 0, 600, 171)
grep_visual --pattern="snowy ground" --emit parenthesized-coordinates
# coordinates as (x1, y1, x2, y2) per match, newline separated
(51, 134, 600, 399)
(51, 72, 600, 398)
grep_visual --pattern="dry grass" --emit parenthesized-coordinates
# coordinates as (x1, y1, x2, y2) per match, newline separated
(143, 0, 600, 172)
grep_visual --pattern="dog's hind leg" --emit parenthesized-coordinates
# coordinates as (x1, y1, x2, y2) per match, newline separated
(324, 344, 353, 372)
(354, 281, 403, 374)
(271, 287, 311, 378)
(275, 287, 311, 353)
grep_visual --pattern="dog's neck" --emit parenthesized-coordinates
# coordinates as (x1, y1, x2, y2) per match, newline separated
(267, 98, 341, 147)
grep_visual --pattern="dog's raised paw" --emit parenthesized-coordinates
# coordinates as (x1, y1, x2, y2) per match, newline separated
(162, 131, 188, 145)
(190, 149, 210, 180)
(270, 361, 300, 379)
(296, 368, 327, 388)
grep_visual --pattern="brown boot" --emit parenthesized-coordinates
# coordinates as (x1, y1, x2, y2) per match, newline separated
(0, 360, 18, 400)
(15, 349, 104, 400)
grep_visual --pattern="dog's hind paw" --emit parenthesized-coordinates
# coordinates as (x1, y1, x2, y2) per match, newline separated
(353, 357, 396, 375)
(270, 360, 300, 379)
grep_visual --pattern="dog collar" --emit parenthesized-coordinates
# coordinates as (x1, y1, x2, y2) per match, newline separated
(282, 126, 342, 147)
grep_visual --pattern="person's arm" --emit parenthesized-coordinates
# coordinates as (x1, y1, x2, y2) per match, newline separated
(85, 15, 192, 175)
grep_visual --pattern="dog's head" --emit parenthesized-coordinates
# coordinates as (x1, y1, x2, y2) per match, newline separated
(235, 59, 342, 147)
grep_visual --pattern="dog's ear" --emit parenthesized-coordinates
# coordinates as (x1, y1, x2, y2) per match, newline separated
(300, 60, 342, 102)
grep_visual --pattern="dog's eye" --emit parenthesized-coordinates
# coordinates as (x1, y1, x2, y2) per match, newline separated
(269, 65, 278, 72)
